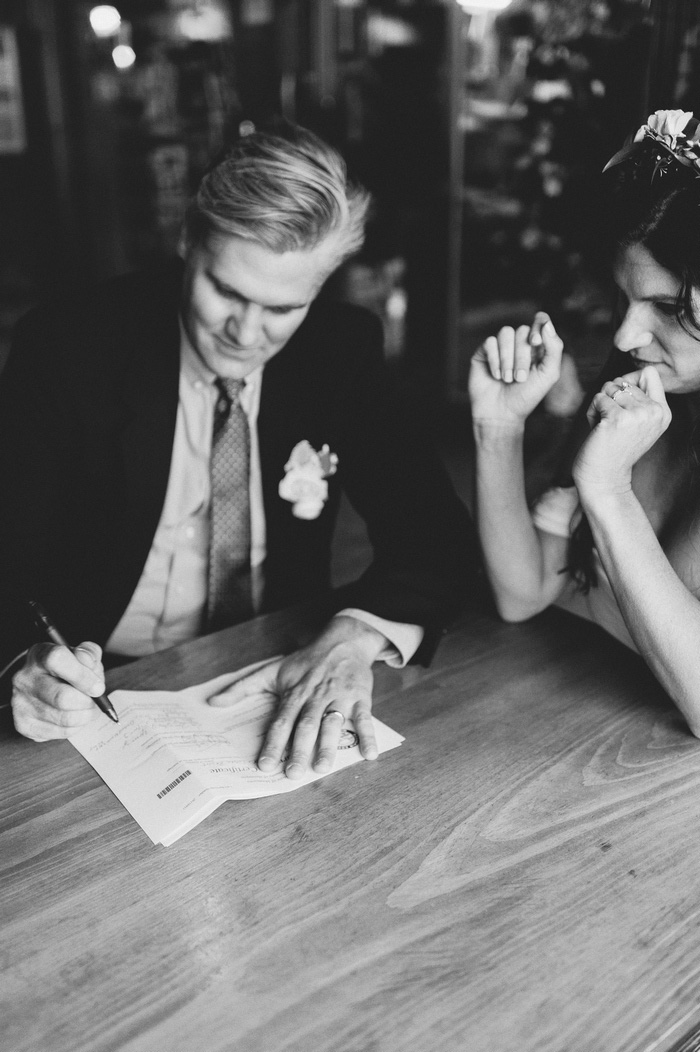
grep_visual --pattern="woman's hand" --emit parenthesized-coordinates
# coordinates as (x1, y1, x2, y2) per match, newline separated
(469, 312, 564, 428)
(573, 366, 672, 499)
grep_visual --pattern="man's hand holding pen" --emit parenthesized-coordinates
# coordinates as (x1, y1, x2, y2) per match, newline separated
(12, 641, 109, 741)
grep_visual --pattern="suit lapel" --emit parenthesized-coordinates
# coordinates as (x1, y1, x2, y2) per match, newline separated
(115, 271, 182, 612)
(257, 309, 339, 606)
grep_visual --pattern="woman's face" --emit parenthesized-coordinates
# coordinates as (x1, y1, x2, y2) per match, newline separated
(613, 242, 700, 394)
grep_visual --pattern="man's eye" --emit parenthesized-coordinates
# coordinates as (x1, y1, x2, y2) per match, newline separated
(212, 281, 239, 300)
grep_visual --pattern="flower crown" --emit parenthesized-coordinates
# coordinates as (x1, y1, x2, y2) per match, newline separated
(603, 109, 700, 181)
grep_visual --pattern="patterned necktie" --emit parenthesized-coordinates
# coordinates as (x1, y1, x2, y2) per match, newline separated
(207, 377, 253, 630)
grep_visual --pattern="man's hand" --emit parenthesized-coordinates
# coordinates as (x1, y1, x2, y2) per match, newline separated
(208, 616, 388, 779)
(12, 642, 107, 741)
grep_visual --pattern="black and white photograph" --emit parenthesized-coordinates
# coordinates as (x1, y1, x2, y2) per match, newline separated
(3, 3, 700, 1051)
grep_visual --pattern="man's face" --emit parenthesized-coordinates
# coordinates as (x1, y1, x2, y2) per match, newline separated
(180, 232, 340, 379)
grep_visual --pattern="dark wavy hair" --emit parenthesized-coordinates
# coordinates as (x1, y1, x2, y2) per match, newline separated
(558, 137, 700, 592)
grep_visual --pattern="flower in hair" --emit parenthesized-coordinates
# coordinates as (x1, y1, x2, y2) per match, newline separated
(278, 440, 338, 519)
(637, 109, 694, 147)
(603, 108, 700, 179)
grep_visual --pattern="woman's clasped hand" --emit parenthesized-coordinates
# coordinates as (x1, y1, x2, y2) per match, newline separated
(573, 368, 672, 499)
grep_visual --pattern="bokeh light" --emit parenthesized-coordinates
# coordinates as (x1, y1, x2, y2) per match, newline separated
(89, 5, 121, 38)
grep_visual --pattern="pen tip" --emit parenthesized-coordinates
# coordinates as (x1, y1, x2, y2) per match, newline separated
(99, 696, 119, 723)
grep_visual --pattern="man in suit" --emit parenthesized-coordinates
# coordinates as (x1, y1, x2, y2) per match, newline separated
(0, 122, 475, 776)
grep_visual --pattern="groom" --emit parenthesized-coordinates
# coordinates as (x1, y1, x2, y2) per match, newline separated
(0, 121, 476, 775)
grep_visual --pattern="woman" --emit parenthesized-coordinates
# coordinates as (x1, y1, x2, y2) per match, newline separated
(469, 108, 700, 734)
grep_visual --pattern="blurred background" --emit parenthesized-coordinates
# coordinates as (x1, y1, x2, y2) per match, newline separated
(0, 0, 695, 414)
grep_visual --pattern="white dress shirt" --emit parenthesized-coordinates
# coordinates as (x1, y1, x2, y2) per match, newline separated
(107, 329, 424, 663)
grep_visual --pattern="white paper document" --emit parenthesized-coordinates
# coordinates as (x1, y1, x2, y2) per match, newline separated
(69, 662, 405, 846)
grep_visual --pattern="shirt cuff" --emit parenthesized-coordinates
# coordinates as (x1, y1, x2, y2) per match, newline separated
(335, 609, 424, 667)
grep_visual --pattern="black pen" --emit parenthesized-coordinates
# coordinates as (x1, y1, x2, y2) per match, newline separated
(27, 600, 119, 723)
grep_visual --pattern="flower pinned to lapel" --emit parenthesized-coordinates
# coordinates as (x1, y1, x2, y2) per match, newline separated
(278, 440, 338, 520)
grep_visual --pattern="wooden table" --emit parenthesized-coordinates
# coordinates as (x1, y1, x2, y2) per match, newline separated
(4, 598, 700, 1052)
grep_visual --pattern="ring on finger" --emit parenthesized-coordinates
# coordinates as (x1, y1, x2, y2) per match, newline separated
(322, 708, 345, 727)
(611, 382, 630, 403)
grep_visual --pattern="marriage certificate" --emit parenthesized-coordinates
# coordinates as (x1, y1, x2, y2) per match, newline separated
(68, 662, 405, 846)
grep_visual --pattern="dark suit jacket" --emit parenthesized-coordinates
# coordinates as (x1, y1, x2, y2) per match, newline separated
(0, 261, 476, 670)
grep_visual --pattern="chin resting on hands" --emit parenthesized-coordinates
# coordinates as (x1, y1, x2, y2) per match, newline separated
(573, 366, 672, 498)
(11, 641, 107, 742)
(469, 311, 564, 426)
(208, 617, 385, 780)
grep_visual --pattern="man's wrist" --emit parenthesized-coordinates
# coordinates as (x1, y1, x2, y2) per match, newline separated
(326, 614, 389, 662)
(336, 609, 423, 667)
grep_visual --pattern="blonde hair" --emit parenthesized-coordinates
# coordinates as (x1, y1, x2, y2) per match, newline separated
(186, 123, 371, 270)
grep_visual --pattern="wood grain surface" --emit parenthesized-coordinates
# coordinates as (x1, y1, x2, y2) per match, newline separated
(3, 599, 700, 1052)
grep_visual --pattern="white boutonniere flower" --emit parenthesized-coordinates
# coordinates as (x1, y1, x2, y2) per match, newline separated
(278, 440, 338, 520)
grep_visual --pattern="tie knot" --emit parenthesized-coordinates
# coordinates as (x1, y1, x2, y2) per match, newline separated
(216, 377, 245, 405)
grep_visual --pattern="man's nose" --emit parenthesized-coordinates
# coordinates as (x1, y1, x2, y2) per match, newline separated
(614, 305, 653, 354)
(227, 304, 262, 346)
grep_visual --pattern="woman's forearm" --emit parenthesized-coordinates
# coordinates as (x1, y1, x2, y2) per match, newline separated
(474, 422, 564, 619)
(582, 488, 700, 734)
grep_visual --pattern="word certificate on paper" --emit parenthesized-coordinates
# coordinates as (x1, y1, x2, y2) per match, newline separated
(68, 662, 405, 847)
